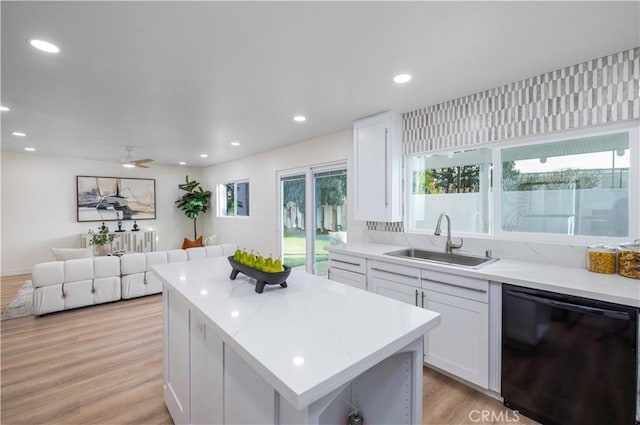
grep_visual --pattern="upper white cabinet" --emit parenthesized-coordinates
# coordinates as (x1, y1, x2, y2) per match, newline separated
(353, 111, 402, 222)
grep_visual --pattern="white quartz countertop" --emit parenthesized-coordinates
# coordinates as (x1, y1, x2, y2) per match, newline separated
(327, 242, 640, 308)
(152, 257, 441, 410)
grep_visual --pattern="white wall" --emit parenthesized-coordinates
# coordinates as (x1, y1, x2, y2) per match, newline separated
(1, 151, 203, 276)
(202, 129, 366, 257)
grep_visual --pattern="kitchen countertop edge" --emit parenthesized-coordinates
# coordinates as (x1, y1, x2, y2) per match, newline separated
(326, 243, 640, 308)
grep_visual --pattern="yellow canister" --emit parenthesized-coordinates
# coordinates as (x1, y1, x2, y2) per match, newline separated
(587, 243, 617, 274)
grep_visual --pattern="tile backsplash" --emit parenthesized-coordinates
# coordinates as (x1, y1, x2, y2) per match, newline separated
(404, 47, 639, 155)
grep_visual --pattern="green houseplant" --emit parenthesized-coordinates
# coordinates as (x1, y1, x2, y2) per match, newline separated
(175, 175, 212, 239)
(87, 227, 119, 255)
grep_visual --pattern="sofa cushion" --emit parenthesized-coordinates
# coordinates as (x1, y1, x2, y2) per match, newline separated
(65, 258, 94, 282)
(32, 261, 65, 288)
(204, 245, 223, 258)
(167, 249, 187, 263)
(51, 247, 93, 261)
(93, 256, 120, 279)
(220, 243, 237, 257)
(181, 236, 203, 250)
(145, 251, 168, 271)
(186, 247, 206, 261)
(120, 253, 146, 275)
(204, 234, 218, 246)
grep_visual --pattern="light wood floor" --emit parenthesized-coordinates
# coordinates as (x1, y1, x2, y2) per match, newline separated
(1, 275, 534, 425)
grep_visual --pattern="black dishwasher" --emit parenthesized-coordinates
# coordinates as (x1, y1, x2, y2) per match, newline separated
(502, 284, 638, 425)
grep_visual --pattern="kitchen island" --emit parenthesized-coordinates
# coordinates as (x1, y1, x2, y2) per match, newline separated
(152, 256, 441, 425)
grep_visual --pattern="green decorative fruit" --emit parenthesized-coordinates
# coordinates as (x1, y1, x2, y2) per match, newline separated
(273, 258, 284, 272)
(234, 248, 242, 262)
(255, 254, 266, 271)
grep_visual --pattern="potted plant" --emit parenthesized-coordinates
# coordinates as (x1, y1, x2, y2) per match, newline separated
(88, 227, 119, 256)
(175, 175, 212, 239)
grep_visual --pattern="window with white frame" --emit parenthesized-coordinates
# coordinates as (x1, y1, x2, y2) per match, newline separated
(500, 132, 629, 237)
(218, 180, 249, 217)
(406, 125, 637, 240)
(407, 148, 492, 233)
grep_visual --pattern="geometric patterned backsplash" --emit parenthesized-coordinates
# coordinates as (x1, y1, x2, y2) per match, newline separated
(403, 47, 639, 155)
(366, 221, 404, 232)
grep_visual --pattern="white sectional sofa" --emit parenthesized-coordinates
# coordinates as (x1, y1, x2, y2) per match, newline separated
(32, 244, 236, 315)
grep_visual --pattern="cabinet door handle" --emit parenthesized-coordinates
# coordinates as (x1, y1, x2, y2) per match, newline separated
(415, 289, 419, 306)
(384, 128, 389, 208)
(421, 291, 425, 308)
(331, 259, 361, 267)
(370, 267, 419, 280)
(421, 278, 487, 293)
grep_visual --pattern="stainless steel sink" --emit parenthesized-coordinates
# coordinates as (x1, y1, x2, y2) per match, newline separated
(384, 248, 499, 269)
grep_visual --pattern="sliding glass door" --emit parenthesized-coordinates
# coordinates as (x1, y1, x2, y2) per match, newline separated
(279, 163, 347, 276)
(281, 173, 307, 270)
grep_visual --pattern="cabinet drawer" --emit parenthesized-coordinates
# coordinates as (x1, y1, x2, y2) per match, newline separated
(421, 269, 489, 303)
(369, 260, 421, 288)
(329, 253, 366, 274)
(328, 267, 367, 290)
(370, 276, 419, 306)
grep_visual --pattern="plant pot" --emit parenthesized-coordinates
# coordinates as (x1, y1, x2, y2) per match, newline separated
(94, 245, 109, 256)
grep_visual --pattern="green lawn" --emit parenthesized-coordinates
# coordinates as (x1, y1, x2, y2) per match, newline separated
(283, 229, 330, 269)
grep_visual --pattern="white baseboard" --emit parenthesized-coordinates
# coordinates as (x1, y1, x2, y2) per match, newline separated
(1, 268, 32, 277)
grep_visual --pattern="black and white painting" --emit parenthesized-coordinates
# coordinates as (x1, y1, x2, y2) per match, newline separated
(77, 176, 156, 222)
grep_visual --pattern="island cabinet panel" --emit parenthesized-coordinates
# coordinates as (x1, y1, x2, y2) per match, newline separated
(163, 289, 191, 425)
(224, 345, 276, 423)
(190, 312, 223, 425)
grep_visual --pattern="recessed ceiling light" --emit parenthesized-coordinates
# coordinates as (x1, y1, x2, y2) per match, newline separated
(293, 115, 306, 122)
(0, 106, 9, 112)
(230, 141, 240, 147)
(200, 154, 208, 158)
(393, 73, 412, 84)
(24, 147, 36, 152)
(11, 131, 26, 137)
(29, 39, 60, 53)
(179, 161, 186, 165)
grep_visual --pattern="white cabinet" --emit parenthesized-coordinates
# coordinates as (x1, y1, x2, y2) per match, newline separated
(368, 260, 421, 306)
(367, 261, 491, 389)
(190, 312, 223, 425)
(163, 288, 191, 424)
(421, 270, 489, 389)
(328, 253, 367, 290)
(164, 288, 224, 425)
(353, 111, 402, 222)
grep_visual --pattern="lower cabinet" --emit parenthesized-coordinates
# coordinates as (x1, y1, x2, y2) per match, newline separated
(421, 271, 490, 389)
(328, 253, 367, 290)
(368, 260, 421, 306)
(366, 260, 490, 389)
(164, 287, 224, 425)
(422, 289, 489, 388)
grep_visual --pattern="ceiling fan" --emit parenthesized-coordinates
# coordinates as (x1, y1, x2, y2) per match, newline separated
(121, 147, 153, 169)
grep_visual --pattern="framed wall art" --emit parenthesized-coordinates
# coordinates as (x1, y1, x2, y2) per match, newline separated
(77, 176, 156, 222)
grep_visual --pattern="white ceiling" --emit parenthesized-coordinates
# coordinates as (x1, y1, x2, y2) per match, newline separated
(2, 1, 639, 167)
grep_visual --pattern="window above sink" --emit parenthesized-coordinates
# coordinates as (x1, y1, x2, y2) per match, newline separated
(405, 123, 639, 243)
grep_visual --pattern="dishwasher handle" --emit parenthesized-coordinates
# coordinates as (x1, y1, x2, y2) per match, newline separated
(506, 290, 631, 321)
